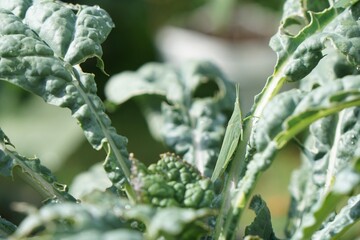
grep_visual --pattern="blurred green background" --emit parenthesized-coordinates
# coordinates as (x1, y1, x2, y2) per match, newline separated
(4, 1, 352, 239)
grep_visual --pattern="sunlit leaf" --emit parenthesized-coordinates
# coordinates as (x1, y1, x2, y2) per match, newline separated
(0, 0, 131, 189)
(106, 62, 235, 177)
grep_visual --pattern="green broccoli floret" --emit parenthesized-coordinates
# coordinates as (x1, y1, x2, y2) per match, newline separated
(130, 153, 215, 208)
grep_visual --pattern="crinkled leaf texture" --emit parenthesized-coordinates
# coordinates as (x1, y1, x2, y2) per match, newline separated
(12, 196, 141, 240)
(284, 55, 360, 239)
(224, 1, 360, 237)
(246, 0, 360, 166)
(0, 128, 76, 203)
(0, 0, 131, 188)
(251, 0, 360, 128)
(271, 0, 360, 82)
(312, 194, 360, 240)
(106, 62, 235, 177)
(125, 205, 216, 240)
(263, 19, 360, 236)
(287, 158, 360, 239)
(235, 76, 360, 208)
(228, 0, 360, 231)
(0, 0, 113, 68)
(12, 190, 215, 240)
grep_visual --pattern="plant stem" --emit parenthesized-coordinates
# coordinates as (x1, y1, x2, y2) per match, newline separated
(217, 57, 288, 239)
(70, 68, 135, 200)
(214, 115, 252, 239)
(223, 98, 360, 239)
(5, 150, 75, 203)
(323, 111, 343, 195)
(213, 174, 232, 240)
(71, 69, 131, 182)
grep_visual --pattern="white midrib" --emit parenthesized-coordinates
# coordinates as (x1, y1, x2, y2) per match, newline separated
(323, 110, 344, 195)
(72, 73, 131, 181)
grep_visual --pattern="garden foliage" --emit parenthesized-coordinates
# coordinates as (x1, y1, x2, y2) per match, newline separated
(0, 0, 360, 239)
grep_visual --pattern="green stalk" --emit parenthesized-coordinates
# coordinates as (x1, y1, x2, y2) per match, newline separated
(213, 58, 287, 238)
(217, 4, 349, 237)
(274, 100, 360, 148)
(222, 97, 360, 239)
(71, 68, 135, 201)
(4, 149, 76, 203)
(72, 75, 131, 182)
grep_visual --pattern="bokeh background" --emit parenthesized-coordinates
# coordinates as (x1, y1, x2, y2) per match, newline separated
(1, 1, 356, 239)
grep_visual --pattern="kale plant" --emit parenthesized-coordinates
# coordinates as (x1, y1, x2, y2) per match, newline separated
(1, 0, 360, 239)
